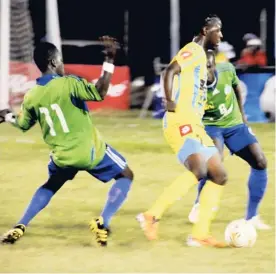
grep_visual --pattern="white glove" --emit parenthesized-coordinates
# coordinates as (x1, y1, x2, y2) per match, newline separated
(5, 112, 16, 124)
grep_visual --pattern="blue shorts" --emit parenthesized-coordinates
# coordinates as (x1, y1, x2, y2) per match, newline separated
(205, 124, 257, 154)
(48, 145, 127, 183)
(177, 138, 218, 164)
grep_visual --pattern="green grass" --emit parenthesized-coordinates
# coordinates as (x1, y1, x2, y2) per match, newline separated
(0, 111, 275, 273)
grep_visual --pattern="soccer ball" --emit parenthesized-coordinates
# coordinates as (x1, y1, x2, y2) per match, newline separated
(225, 219, 257, 247)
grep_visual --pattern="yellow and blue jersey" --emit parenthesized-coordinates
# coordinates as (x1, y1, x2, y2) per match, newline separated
(169, 42, 207, 125)
(163, 42, 216, 157)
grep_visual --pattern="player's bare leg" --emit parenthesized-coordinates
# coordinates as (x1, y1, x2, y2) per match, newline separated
(188, 153, 228, 247)
(138, 148, 227, 247)
(190, 141, 270, 230)
(189, 137, 224, 224)
(137, 153, 205, 241)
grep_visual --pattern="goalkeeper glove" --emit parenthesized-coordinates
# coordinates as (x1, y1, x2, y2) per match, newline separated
(0, 109, 16, 124)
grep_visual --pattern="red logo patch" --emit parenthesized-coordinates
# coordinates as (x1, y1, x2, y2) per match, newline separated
(179, 124, 193, 136)
(181, 51, 192, 59)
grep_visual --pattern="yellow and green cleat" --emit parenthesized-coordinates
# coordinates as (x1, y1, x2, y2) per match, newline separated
(89, 217, 108, 246)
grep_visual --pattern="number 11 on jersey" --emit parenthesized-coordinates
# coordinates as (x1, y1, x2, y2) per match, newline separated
(39, 104, 69, 136)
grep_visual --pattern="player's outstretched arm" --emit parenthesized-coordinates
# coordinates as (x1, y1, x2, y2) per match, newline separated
(163, 61, 181, 112)
(70, 36, 119, 102)
(94, 36, 119, 99)
(0, 98, 36, 131)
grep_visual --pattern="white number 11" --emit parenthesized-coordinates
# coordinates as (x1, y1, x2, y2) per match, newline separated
(39, 104, 69, 136)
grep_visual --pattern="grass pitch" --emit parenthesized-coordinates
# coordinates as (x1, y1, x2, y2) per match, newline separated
(0, 111, 274, 273)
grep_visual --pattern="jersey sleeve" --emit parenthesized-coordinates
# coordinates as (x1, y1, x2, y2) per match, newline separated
(229, 63, 240, 87)
(15, 94, 37, 131)
(67, 75, 103, 101)
(173, 44, 203, 70)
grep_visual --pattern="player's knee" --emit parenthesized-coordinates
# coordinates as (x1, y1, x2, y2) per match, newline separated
(210, 170, 228, 186)
(190, 166, 208, 181)
(257, 157, 267, 170)
(253, 154, 267, 170)
(43, 172, 74, 194)
(185, 154, 208, 180)
(42, 178, 62, 194)
(122, 166, 134, 181)
(127, 168, 134, 181)
(220, 172, 228, 185)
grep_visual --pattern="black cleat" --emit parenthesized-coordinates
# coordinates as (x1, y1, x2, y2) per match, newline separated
(1, 224, 26, 244)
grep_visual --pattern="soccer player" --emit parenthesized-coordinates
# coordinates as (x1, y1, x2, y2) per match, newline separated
(0, 36, 134, 246)
(137, 15, 228, 247)
(188, 51, 270, 229)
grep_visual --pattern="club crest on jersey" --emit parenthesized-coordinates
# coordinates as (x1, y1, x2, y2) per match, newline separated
(224, 84, 232, 95)
(212, 88, 220, 96)
(181, 51, 192, 59)
(179, 124, 193, 136)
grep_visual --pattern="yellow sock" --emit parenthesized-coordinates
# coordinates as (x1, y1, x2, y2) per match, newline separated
(192, 181, 224, 239)
(146, 171, 198, 219)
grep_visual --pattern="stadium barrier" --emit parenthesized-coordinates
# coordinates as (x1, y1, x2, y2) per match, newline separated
(9, 62, 130, 110)
(237, 67, 274, 122)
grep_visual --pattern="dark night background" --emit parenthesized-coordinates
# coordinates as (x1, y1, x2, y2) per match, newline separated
(29, 0, 274, 84)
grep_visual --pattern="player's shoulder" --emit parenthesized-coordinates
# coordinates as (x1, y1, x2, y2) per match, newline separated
(65, 74, 84, 82)
(180, 42, 204, 54)
(174, 42, 204, 64)
(216, 62, 236, 74)
(24, 84, 40, 99)
(22, 85, 38, 105)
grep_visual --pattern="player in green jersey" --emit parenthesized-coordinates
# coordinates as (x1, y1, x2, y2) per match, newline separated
(188, 51, 270, 229)
(0, 37, 134, 246)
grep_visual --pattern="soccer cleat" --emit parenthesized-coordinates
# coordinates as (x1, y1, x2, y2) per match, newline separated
(247, 215, 271, 230)
(106, 227, 112, 236)
(188, 203, 200, 224)
(136, 213, 159, 240)
(89, 217, 108, 246)
(186, 235, 228, 248)
(1, 224, 26, 244)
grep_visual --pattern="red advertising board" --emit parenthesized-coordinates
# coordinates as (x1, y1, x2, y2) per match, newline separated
(9, 62, 130, 110)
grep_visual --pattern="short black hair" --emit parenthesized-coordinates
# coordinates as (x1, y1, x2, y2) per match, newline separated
(33, 42, 59, 72)
(200, 14, 222, 33)
(204, 14, 221, 26)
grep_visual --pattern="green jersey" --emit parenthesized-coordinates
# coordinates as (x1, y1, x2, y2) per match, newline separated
(203, 62, 243, 127)
(15, 74, 106, 169)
